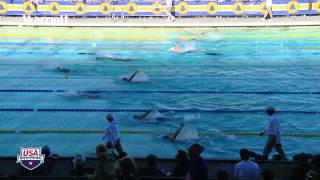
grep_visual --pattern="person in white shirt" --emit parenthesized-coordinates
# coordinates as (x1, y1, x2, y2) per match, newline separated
(103, 113, 124, 155)
(164, 0, 175, 21)
(259, 106, 287, 160)
(234, 148, 260, 180)
(264, 0, 272, 20)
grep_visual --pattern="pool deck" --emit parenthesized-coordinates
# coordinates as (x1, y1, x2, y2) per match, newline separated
(0, 15, 320, 27)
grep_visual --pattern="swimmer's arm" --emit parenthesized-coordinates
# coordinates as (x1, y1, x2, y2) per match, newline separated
(171, 125, 183, 140)
(128, 70, 139, 82)
(140, 109, 153, 119)
(174, 42, 182, 52)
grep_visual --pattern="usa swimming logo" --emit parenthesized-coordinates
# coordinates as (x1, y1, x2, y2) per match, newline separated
(17, 147, 45, 170)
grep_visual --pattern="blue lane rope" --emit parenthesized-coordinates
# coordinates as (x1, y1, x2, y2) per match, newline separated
(0, 42, 170, 47)
(0, 63, 320, 68)
(0, 108, 317, 114)
(0, 89, 319, 95)
(0, 108, 33, 111)
(1, 76, 320, 80)
(1, 51, 320, 57)
(37, 109, 320, 114)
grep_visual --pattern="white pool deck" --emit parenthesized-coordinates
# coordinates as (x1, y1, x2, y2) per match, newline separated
(0, 15, 320, 27)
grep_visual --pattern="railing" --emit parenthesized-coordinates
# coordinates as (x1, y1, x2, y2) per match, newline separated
(0, 0, 318, 17)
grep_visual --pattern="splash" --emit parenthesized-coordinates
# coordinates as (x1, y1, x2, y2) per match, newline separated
(133, 71, 149, 82)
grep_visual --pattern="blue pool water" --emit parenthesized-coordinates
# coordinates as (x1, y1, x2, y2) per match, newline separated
(0, 27, 319, 158)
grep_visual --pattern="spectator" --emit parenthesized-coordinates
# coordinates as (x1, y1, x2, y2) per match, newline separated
(186, 143, 208, 180)
(305, 154, 320, 180)
(215, 170, 229, 180)
(271, 154, 282, 161)
(291, 153, 311, 180)
(248, 150, 267, 161)
(70, 154, 94, 176)
(103, 113, 124, 156)
(118, 152, 138, 180)
(172, 150, 189, 177)
(138, 154, 166, 177)
(234, 148, 260, 180)
(88, 144, 119, 180)
(261, 168, 274, 180)
(259, 106, 287, 160)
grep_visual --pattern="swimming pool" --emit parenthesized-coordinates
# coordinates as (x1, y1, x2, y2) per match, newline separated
(0, 26, 319, 158)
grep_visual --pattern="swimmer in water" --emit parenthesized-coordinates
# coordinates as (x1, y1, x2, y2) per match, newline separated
(133, 109, 169, 123)
(122, 70, 140, 83)
(78, 52, 96, 55)
(77, 91, 102, 99)
(169, 37, 198, 53)
(96, 54, 133, 62)
(56, 67, 71, 73)
(164, 122, 199, 142)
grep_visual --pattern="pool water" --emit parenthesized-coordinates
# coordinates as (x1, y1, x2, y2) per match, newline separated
(0, 27, 319, 158)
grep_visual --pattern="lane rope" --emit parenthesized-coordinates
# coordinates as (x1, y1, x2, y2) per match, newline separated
(0, 108, 318, 114)
(1, 130, 320, 137)
(36, 109, 320, 114)
(0, 76, 319, 80)
(0, 89, 319, 95)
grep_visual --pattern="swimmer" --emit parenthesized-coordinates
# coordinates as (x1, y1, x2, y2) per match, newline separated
(77, 91, 102, 99)
(78, 52, 96, 55)
(169, 41, 197, 53)
(133, 109, 169, 123)
(205, 52, 221, 56)
(96, 54, 133, 62)
(56, 66, 71, 73)
(122, 70, 140, 83)
(182, 29, 208, 36)
(169, 38, 199, 53)
(164, 122, 199, 142)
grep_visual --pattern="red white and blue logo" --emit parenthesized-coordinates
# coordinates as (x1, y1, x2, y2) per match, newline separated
(16, 147, 45, 170)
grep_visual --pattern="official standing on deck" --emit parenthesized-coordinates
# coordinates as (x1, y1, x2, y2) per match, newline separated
(264, 0, 273, 20)
(103, 113, 124, 155)
(164, 0, 175, 21)
(260, 106, 287, 160)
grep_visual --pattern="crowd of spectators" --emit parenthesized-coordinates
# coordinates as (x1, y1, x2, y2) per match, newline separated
(2, 142, 319, 180)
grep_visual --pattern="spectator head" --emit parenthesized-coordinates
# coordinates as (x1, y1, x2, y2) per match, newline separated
(240, 149, 250, 160)
(261, 168, 274, 180)
(96, 144, 107, 157)
(175, 150, 188, 163)
(311, 154, 320, 172)
(72, 154, 86, 169)
(188, 143, 204, 160)
(106, 113, 114, 122)
(292, 153, 310, 163)
(266, 106, 275, 116)
(146, 154, 158, 169)
(119, 156, 138, 177)
(215, 170, 229, 180)
(42, 145, 51, 158)
(272, 154, 282, 161)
